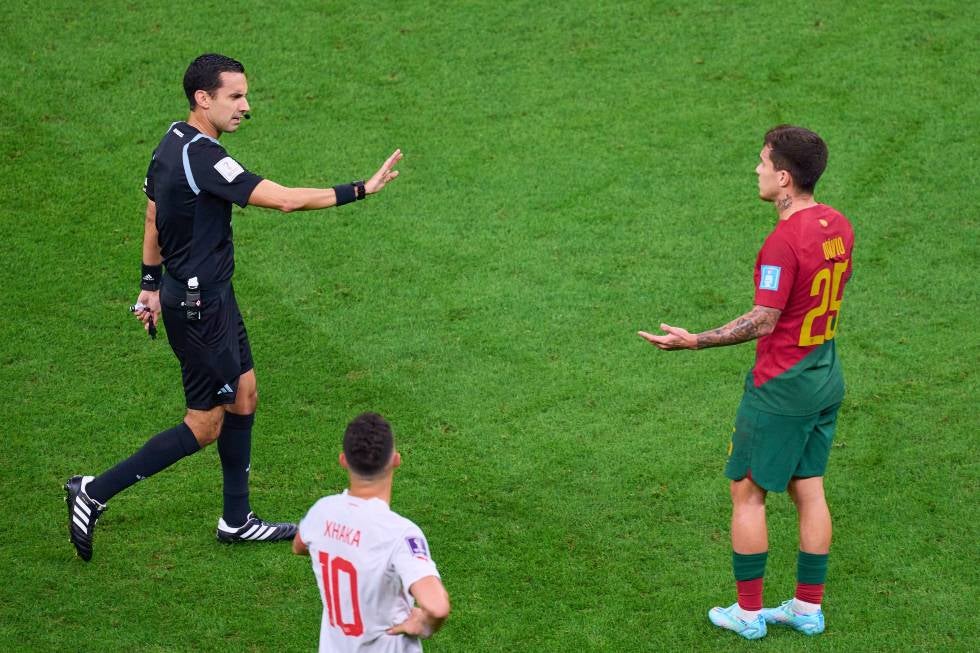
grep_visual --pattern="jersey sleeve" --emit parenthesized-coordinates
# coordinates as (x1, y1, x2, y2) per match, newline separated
(187, 139, 263, 208)
(143, 153, 156, 201)
(391, 526, 440, 592)
(298, 501, 321, 545)
(753, 230, 798, 310)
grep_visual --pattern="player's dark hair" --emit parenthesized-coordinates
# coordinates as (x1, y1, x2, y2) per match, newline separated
(343, 413, 395, 478)
(183, 53, 245, 110)
(764, 125, 828, 194)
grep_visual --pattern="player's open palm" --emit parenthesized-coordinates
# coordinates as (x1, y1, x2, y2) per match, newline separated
(365, 149, 403, 194)
(638, 323, 697, 350)
(387, 607, 432, 639)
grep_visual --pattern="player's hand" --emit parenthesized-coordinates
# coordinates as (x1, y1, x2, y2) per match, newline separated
(134, 289, 161, 334)
(638, 323, 698, 350)
(364, 149, 402, 195)
(387, 608, 433, 639)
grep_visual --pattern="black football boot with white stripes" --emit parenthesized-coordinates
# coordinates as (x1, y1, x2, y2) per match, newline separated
(216, 512, 298, 543)
(64, 475, 107, 562)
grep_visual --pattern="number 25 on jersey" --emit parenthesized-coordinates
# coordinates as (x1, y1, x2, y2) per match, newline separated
(799, 261, 849, 347)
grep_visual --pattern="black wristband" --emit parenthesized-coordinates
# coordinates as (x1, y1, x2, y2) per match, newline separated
(352, 180, 366, 200)
(333, 183, 356, 206)
(141, 263, 162, 290)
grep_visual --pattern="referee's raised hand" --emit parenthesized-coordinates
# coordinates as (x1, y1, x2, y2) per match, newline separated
(364, 149, 403, 195)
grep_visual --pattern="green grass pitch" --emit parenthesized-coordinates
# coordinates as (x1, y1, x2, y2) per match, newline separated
(1, 1, 977, 651)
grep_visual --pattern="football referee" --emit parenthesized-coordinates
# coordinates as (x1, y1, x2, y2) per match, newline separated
(65, 53, 403, 561)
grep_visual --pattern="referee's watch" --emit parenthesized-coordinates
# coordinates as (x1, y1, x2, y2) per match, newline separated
(352, 180, 366, 200)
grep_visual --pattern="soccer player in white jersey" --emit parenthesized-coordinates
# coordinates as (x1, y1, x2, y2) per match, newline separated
(293, 413, 450, 652)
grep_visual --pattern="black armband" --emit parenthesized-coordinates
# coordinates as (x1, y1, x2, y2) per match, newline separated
(352, 180, 366, 200)
(333, 183, 357, 206)
(140, 263, 162, 290)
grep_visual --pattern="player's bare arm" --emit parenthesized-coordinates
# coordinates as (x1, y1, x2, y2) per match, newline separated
(135, 199, 162, 331)
(247, 149, 403, 212)
(638, 305, 781, 350)
(386, 575, 450, 638)
(291, 532, 309, 556)
(695, 305, 782, 348)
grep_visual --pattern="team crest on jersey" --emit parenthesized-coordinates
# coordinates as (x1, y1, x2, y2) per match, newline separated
(759, 265, 781, 291)
(214, 156, 245, 183)
(405, 536, 429, 560)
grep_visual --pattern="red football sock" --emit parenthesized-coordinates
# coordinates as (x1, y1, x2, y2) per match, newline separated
(796, 582, 824, 605)
(737, 577, 764, 611)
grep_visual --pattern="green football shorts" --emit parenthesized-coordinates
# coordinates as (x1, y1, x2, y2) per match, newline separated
(725, 399, 842, 492)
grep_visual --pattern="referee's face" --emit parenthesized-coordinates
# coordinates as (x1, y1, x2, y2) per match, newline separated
(208, 72, 250, 134)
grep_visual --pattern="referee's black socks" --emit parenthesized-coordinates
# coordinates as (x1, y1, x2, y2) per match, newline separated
(217, 412, 254, 527)
(86, 423, 201, 505)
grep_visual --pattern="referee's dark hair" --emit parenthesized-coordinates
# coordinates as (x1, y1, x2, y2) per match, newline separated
(183, 53, 245, 110)
(343, 413, 395, 479)
(764, 125, 828, 194)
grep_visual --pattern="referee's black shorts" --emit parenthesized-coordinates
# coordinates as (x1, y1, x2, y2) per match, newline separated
(160, 280, 254, 410)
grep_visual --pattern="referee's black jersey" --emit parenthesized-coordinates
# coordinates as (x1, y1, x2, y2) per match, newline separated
(143, 121, 263, 289)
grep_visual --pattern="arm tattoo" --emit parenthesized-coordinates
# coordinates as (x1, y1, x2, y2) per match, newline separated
(695, 306, 781, 349)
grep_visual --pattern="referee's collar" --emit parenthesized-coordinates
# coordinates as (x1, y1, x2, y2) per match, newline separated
(172, 121, 219, 144)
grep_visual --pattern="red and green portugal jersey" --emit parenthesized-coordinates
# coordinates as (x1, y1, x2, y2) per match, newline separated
(744, 204, 854, 416)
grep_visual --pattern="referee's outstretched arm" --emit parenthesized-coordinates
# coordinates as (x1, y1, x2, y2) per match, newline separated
(248, 149, 402, 213)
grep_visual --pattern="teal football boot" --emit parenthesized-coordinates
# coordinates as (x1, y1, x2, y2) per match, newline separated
(708, 603, 767, 640)
(761, 599, 825, 635)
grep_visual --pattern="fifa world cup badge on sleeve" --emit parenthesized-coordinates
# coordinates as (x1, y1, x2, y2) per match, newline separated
(759, 265, 781, 291)
(214, 157, 245, 182)
(405, 536, 430, 561)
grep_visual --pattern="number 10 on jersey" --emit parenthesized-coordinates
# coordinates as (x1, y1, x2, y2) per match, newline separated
(319, 551, 364, 636)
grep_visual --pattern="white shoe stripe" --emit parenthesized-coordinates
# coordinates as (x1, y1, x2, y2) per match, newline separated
(72, 515, 88, 531)
(257, 526, 276, 540)
(249, 525, 270, 540)
(75, 499, 91, 518)
(74, 505, 90, 525)
(241, 524, 262, 539)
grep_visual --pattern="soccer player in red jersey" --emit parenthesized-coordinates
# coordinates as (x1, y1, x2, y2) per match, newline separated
(639, 125, 853, 639)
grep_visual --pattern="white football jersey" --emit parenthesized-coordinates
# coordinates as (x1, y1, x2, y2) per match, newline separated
(299, 490, 440, 653)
